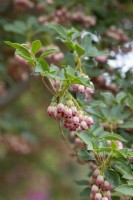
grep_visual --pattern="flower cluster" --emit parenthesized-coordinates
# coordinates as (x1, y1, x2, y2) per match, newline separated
(8, 55, 31, 82)
(38, 7, 96, 28)
(106, 26, 128, 42)
(89, 169, 112, 200)
(70, 74, 94, 101)
(47, 99, 93, 132)
(71, 83, 94, 101)
(1, 134, 31, 154)
(14, 0, 34, 12)
(70, 12, 96, 28)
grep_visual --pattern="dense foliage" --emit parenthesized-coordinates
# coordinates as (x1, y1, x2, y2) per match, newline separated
(1, 0, 133, 200)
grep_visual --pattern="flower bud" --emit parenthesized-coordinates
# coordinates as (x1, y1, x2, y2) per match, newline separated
(86, 87, 94, 95)
(85, 116, 94, 125)
(96, 175, 104, 185)
(107, 140, 111, 146)
(85, 92, 91, 101)
(53, 108, 59, 119)
(71, 84, 79, 92)
(55, 80, 60, 88)
(72, 116, 79, 125)
(80, 121, 88, 130)
(128, 158, 133, 163)
(53, 52, 64, 61)
(91, 185, 99, 194)
(83, 74, 89, 79)
(90, 194, 95, 200)
(102, 197, 108, 200)
(93, 169, 101, 178)
(78, 85, 85, 93)
(66, 99, 74, 107)
(70, 131, 76, 139)
(55, 112, 62, 120)
(57, 103, 65, 113)
(103, 181, 111, 190)
(89, 162, 97, 170)
(15, 54, 27, 64)
(78, 113, 85, 122)
(95, 193, 102, 200)
(104, 191, 111, 199)
(96, 56, 108, 63)
(115, 140, 123, 149)
(64, 107, 72, 118)
(74, 137, 83, 146)
(47, 106, 53, 116)
(76, 126, 82, 132)
(71, 106, 78, 116)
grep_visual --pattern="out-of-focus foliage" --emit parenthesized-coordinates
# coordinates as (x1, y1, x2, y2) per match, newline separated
(1, 0, 133, 200)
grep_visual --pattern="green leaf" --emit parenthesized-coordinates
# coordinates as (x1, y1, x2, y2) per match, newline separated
(78, 149, 95, 161)
(65, 65, 75, 75)
(112, 197, 120, 200)
(92, 126, 105, 137)
(104, 169, 120, 187)
(86, 107, 105, 120)
(4, 21, 26, 34)
(64, 40, 75, 51)
(101, 92, 115, 104)
(5, 41, 31, 57)
(89, 100, 107, 108)
(82, 34, 92, 52)
(50, 64, 60, 73)
(50, 24, 67, 39)
(100, 107, 110, 118)
(16, 50, 35, 66)
(115, 184, 133, 196)
(102, 134, 127, 142)
(120, 121, 133, 128)
(27, 16, 37, 28)
(35, 60, 49, 73)
(74, 180, 89, 186)
(39, 49, 58, 59)
(98, 147, 126, 158)
(80, 187, 91, 198)
(34, 64, 43, 73)
(123, 173, 133, 180)
(113, 159, 133, 179)
(116, 92, 127, 104)
(67, 27, 79, 38)
(110, 141, 118, 149)
(5, 41, 20, 49)
(76, 132, 96, 150)
(75, 44, 85, 57)
(85, 46, 108, 57)
(31, 40, 42, 54)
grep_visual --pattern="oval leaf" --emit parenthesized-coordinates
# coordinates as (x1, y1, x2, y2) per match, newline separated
(103, 134, 127, 142)
(31, 40, 42, 54)
(78, 149, 95, 161)
(115, 184, 133, 196)
(104, 169, 120, 187)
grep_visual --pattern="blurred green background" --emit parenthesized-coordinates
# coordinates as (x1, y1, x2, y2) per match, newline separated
(0, 0, 133, 199)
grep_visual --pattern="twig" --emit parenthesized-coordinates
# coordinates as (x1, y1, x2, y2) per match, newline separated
(58, 120, 72, 150)
(41, 76, 56, 96)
